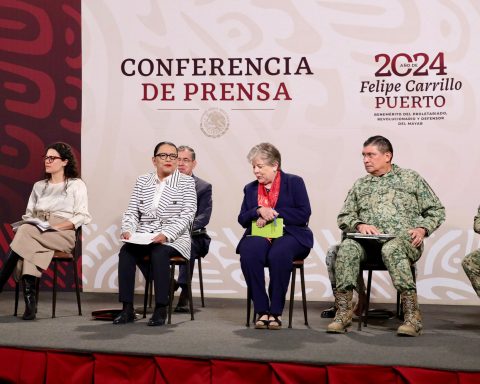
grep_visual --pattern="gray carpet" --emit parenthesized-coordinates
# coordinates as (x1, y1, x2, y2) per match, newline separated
(0, 291, 478, 371)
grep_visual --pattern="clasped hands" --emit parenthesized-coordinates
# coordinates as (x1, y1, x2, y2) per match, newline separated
(256, 206, 279, 228)
(356, 223, 426, 248)
(121, 232, 168, 244)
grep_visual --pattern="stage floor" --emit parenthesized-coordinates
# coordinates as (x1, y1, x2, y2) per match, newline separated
(0, 291, 478, 371)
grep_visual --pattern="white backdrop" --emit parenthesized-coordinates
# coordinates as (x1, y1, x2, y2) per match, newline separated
(81, 0, 480, 304)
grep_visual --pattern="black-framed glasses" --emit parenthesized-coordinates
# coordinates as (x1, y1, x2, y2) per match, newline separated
(155, 153, 178, 160)
(44, 156, 62, 163)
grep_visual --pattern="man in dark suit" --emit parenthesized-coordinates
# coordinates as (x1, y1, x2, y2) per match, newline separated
(174, 145, 212, 312)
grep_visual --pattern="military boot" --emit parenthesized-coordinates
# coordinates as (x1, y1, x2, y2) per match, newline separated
(397, 291, 423, 337)
(326, 290, 353, 333)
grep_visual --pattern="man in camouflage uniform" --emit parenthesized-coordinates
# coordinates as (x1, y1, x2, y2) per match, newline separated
(462, 207, 480, 297)
(327, 135, 445, 336)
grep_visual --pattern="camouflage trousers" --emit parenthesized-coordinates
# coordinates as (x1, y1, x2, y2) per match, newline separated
(462, 249, 480, 297)
(325, 244, 340, 289)
(335, 237, 421, 292)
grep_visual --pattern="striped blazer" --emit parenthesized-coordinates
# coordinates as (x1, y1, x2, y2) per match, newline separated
(121, 170, 197, 259)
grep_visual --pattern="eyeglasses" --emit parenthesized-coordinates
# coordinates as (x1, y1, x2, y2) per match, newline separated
(44, 156, 62, 163)
(177, 158, 192, 164)
(154, 153, 178, 160)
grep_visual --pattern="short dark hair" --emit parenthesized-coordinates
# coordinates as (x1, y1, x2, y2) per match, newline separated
(153, 141, 177, 156)
(178, 145, 196, 161)
(44, 142, 79, 179)
(363, 135, 393, 156)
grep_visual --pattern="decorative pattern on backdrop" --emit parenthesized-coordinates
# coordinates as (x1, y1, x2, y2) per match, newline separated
(81, 1, 480, 304)
(0, 0, 82, 291)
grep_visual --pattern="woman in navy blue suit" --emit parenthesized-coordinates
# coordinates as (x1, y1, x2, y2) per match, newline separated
(237, 143, 313, 329)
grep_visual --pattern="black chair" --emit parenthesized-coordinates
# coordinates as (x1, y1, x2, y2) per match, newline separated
(143, 255, 194, 324)
(358, 256, 415, 331)
(147, 237, 207, 309)
(246, 259, 308, 329)
(14, 227, 82, 318)
(197, 256, 205, 307)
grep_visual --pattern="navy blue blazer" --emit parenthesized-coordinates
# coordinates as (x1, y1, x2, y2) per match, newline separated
(236, 171, 313, 253)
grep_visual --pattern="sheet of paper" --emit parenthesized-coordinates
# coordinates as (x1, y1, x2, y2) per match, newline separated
(11, 218, 56, 232)
(121, 232, 158, 245)
(346, 233, 396, 240)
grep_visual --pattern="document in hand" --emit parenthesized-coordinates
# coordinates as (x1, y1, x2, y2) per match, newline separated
(251, 218, 284, 238)
(121, 232, 158, 245)
(11, 218, 56, 232)
(346, 233, 396, 240)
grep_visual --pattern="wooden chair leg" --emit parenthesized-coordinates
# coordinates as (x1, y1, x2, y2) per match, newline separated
(288, 266, 296, 329)
(187, 262, 194, 321)
(363, 270, 373, 330)
(198, 257, 205, 308)
(52, 261, 58, 318)
(300, 264, 308, 326)
(168, 263, 176, 325)
(35, 278, 39, 313)
(143, 264, 151, 319)
(14, 282, 19, 316)
(73, 259, 82, 316)
(148, 281, 153, 308)
(246, 286, 252, 327)
(396, 290, 401, 318)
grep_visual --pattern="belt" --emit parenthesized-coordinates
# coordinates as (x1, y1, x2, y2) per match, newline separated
(34, 211, 51, 221)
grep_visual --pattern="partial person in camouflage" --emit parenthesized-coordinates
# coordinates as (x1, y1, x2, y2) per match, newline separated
(326, 135, 445, 337)
(462, 207, 480, 297)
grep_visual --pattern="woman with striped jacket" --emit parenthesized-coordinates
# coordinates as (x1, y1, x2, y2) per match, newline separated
(113, 142, 197, 326)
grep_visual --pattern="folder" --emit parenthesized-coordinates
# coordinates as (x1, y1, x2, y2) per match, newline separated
(251, 218, 284, 238)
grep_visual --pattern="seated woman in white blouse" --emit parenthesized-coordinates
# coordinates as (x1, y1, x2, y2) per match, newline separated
(0, 142, 91, 320)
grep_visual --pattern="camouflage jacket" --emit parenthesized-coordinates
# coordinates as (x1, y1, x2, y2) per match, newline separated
(337, 164, 445, 239)
(474, 206, 480, 234)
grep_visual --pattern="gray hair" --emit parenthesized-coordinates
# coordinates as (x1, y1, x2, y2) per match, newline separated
(178, 145, 196, 160)
(247, 142, 281, 169)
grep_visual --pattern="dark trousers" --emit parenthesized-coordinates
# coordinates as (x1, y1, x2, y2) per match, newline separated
(118, 242, 177, 306)
(239, 234, 309, 316)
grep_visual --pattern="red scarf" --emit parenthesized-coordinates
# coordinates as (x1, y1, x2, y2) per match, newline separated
(257, 171, 281, 208)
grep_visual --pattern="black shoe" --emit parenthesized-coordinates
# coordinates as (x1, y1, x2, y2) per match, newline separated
(112, 309, 136, 324)
(148, 305, 166, 326)
(113, 302, 135, 324)
(22, 275, 37, 321)
(174, 290, 190, 313)
(321, 305, 336, 318)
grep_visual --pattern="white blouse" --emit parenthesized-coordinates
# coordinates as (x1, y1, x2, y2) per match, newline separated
(22, 178, 92, 229)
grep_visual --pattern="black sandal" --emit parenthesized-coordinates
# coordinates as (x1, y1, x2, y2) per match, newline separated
(268, 314, 282, 330)
(255, 313, 270, 329)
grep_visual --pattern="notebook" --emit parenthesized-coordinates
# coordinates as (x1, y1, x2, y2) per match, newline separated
(251, 218, 284, 238)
